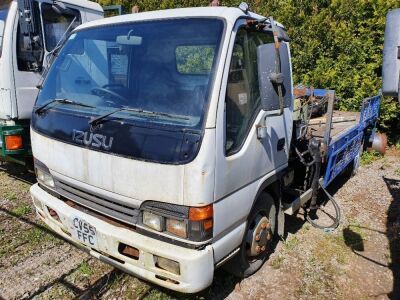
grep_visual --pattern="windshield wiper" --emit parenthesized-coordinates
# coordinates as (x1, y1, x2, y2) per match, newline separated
(145, 110, 190, 121)
(89, 107, 189, 127)
(34, 98, 95, 115)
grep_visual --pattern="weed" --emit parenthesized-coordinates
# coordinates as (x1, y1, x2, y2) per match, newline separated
(296, 234, 346, 298)
(24, 228, 45, 244)
(382, 157, 391, 168)
(300, 223, 311, 234)
(283, 235, 299, 251)
(395, 140, 400, 150)
(144, 289, 171, 300)
(77, 261, 93, 276)
(12, 205, 31, 217)
(315, 235, 348, 265)
(360, 150, 382, 166)
(395, 168, 400, 176)
(271, 255, 284, 269)
(0, 248, 7, 258)
(4, 191, 17, 201)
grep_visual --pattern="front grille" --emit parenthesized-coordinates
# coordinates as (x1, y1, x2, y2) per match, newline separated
(54, 179, 140, 225)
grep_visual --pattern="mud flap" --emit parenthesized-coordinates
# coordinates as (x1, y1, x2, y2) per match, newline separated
(277, 203, 285, 237)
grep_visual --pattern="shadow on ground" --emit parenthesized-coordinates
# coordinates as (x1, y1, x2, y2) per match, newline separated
(0, 162, 36, 184)
(383, 176, 400, 300)
(327, 169, 400, 299)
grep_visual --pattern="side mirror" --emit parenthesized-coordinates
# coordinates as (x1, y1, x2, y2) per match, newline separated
(257, 43, 292, 111)
(382, 9, 400, 99)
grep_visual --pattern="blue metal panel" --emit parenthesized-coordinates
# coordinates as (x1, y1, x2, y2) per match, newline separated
(300, 88, 335, 97)
(323, 95, 381, 187)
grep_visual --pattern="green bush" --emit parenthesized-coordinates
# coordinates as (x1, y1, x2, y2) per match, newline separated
(97, 0, 400, 138)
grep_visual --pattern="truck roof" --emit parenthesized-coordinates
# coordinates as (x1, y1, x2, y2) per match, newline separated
(46, 0, 103, 12)
(76, 6, 285, 31)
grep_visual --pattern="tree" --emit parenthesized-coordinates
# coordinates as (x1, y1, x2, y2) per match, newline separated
(97, 0, 400, 138)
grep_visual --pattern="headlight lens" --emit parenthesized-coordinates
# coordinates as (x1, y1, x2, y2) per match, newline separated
(166, 218, 187, 238)
(36, 167, 55, 188)
(143, 211, 163, 231)
(141, 202, 213, 242)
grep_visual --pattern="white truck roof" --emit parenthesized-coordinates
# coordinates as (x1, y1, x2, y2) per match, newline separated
(77, 6, 284, 31)
(52, 0, 103, 12)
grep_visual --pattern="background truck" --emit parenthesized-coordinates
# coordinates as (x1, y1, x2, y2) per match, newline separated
(0, 0, 102, 165)
(29, 4, 385, 293)
(383, 8, 400, 102)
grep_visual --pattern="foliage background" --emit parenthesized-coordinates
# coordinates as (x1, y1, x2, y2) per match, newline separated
(97, 0, 400, 140)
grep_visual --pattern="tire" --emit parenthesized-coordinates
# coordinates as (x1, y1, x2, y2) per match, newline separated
(223, 192, 277, 278)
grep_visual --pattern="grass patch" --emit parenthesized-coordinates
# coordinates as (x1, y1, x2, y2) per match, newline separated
(0, 248, 8, 258)
(23, 227, 58, 246)
(283, 235, 299, 251)
(4, 191, 18, 201)
(144, 289, 172, 300)
(296, 234, 348, 298)
(395, 168, 400, 176)
(0, 228, 44, 259)
(270, 255, 284, 269)
(315, 235, 348, 265)
(77, 261, 93, 276)
(11, 205, 31, 217)
(24, 227, 45, 244)
(360, 150, 382, 166)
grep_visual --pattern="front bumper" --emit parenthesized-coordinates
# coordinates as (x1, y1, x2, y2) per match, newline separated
(30, 183, 214, 293)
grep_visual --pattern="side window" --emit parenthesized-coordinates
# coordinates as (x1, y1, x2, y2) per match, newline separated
(17, 1, 44, 71)
(41, 3, 81, 52)
(225, 28, 273, 155)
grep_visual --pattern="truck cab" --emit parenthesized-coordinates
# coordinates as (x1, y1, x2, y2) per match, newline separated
(0, 0, 102, 165)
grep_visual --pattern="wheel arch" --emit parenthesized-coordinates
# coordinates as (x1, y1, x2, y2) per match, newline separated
(252, 170, 285, 237)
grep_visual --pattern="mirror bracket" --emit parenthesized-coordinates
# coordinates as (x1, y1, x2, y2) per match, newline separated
(270, 72, 284, 85)
(256, 121, 268, 140)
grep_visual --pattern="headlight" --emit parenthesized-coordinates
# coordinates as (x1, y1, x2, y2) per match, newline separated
(143, 211, 163, 231)
(166, 218, 187, 238)
(141, 202, 213, 242)
(34, 158, 55, 188)
(36, 167, 55, 188)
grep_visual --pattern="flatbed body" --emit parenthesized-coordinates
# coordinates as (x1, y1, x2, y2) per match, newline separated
(309, 110, 360, 141)
(322, 95, 381, 187)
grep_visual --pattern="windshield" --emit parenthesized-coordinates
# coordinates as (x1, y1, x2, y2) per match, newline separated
(0, 0, 11, 57)
(37, 18, 225, 130)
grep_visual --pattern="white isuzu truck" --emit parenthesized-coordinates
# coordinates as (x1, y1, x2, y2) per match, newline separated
(29, 4, 384, 293)
(0, 0, 102, 165)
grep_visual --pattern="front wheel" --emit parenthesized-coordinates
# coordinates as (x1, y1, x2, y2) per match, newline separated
(224, 192, 277, 278)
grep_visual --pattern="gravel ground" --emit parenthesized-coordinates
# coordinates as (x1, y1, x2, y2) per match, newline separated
(0, 149, 399, 299)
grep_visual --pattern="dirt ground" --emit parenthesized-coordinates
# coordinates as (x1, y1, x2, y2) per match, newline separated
(0, 149, 399, 300)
